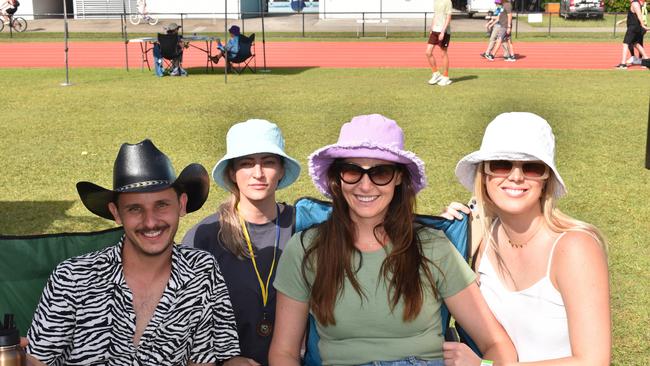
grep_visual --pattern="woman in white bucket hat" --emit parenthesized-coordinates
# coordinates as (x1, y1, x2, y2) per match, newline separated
(442, 112, 611, 365)
(183, 119, 301, 366)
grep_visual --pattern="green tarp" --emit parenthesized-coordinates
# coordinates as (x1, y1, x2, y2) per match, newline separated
(0, 227, 123, 335)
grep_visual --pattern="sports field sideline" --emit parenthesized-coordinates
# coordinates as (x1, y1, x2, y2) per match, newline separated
(0, 40, 647, 70)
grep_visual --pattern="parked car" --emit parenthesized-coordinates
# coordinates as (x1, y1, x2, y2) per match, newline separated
(560, 0, 604, 19)
(466, 0, 497, 18)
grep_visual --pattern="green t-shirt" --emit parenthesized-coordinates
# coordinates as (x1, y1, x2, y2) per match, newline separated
(273, 227, 476, 366)
(432, 0, 452, 33)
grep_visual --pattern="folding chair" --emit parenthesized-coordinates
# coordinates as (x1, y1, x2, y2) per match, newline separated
(227, 33, 256, 74)
(155, 33, 183, 75)
(0, 228, 124, 334)
(293, 197, 481, 366)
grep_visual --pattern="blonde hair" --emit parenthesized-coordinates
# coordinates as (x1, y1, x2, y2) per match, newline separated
(472, 162, 607, 277)
(216, 161, 249, 259)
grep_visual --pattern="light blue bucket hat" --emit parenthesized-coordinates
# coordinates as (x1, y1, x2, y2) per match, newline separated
(212, 119, 301, 190)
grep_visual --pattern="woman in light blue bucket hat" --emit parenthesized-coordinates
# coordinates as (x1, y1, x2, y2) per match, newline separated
(183, 118, 300, 366)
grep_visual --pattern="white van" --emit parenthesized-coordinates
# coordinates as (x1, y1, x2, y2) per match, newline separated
(466, 0, 497, 17)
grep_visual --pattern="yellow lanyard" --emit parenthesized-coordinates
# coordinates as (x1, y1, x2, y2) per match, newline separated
(238, 204, 280, 307)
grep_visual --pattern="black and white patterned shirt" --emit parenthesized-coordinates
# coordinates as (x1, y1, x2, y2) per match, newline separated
(27, 236, 240, 366)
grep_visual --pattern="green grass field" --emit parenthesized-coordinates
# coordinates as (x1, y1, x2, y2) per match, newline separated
(0, 67, 648, 364)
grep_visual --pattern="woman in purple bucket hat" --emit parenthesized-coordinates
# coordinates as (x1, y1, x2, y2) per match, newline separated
(270, 114, 516, 366)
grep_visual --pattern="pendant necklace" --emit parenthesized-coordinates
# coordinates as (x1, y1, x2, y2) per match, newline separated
(239, 203, 281, 337)
(502, 219, 543, 249)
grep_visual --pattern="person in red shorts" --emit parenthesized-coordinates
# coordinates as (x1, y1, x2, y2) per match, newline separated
(426, 0, 453, 86)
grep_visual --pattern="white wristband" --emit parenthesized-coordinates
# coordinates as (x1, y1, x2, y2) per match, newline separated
(480, 360, 494, 366)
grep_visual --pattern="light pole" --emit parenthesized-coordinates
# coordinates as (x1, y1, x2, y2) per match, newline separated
(260, 0, 269, 72)
(122, 0, 129, 71)
(646, 98, 650, 170)
(61, 0, 71, 86)
(224, 0, 228, 83)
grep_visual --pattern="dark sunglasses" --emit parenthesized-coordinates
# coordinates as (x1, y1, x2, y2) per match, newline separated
(336, 163, 398, 186)
(484, 160, 550, 180)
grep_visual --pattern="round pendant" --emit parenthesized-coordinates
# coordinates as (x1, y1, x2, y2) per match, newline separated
(257, 319, 273, 337)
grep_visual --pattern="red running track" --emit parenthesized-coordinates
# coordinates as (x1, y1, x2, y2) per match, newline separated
(0, 41, 637, 70)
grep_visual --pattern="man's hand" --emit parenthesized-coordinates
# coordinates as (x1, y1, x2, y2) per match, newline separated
(438, 31, 445, 41)
(20, 338, 47, 366)
(26, 355, 47, 366)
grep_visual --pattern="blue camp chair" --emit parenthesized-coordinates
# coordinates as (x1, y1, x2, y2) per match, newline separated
(293, 197, 480, 366)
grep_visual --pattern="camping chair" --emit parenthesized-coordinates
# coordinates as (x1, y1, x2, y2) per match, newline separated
(156, 33, 183, 74)
(293, 197, 481, 366)
(227, 33, 256, 74)
(0, 228, 124, 334)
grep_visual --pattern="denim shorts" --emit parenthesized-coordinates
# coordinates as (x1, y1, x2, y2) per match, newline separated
(356, 356, 444, 366)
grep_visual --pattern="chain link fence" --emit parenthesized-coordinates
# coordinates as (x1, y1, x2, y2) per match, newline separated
(0, 10, 632, 39)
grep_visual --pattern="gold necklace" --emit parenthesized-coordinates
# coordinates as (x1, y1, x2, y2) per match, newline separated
(502, 220, 543, 249)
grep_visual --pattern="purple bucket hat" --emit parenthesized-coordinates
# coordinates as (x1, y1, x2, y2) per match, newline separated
(308, 114, 427, 197)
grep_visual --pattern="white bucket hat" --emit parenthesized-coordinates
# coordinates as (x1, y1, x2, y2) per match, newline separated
(212, 119, 301, 190)
(455, 112, 567, 197)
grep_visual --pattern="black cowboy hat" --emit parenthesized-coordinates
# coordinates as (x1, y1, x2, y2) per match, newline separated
(76, 139, 209, 220)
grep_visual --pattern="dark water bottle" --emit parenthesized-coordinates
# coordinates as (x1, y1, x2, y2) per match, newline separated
(0, 314, 25, 366)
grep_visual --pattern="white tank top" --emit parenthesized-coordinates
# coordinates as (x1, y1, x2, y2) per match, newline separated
(478, 228, 571, 362)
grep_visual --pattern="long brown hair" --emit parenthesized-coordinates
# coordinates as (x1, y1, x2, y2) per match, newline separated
(302, 161, 439, 326)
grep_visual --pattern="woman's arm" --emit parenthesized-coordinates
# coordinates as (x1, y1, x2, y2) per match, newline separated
(444, 283, 517, 366)
(268, 292, 309, 366)
(544, 231, 611, 366)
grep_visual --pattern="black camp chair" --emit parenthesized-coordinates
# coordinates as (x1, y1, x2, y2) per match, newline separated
(227, 33, 256, 74)
(157, 33, 183, 73)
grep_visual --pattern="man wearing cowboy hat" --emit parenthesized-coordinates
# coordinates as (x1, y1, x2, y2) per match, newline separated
(25, 140, 240, 366)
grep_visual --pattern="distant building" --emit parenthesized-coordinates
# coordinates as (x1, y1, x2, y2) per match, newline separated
(11, 0, 74, 20)
(319, 0, 436, 19)
(268, 0, 319, 13)
(17, 0, 501, 21)
(70, 0, 264, 19)
(16, 0, 265, 19)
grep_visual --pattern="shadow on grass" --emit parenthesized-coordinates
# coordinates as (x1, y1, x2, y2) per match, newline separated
(0, 201, 107, 235)
(187, 66, 318, 76)
(451, 75, 478, 83)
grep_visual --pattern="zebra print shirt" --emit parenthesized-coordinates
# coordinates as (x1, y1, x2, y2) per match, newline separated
(27, 236, 241, 366)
